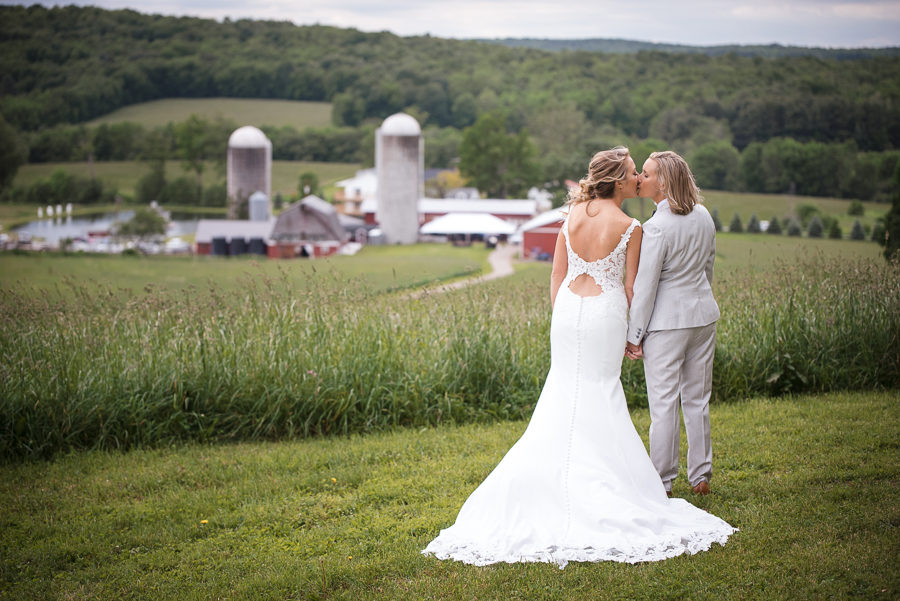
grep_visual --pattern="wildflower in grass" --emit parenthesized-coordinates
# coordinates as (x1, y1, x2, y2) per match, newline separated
(331, 477, 337, 483)
(200, 520, 208, 524)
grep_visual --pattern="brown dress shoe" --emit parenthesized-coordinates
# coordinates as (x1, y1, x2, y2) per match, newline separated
(692, 481, 710, 495)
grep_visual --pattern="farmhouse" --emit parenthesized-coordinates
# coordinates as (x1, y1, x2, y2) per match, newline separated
(333, 168, 377, 218)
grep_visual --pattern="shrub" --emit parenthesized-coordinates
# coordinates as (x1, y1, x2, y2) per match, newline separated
(116, 207, 167, 240)
(711, 207, 723, 232)
(5, 168, 111, 205)
(202, 182, 227, 207)
(796, 203, 821, 226)
(848, 199, 865, 216)
(729, 212, 743, 233)
(851, 220, 865, 240)
(872, 220, 886, 244)
(828, 221, 843, 239)
(160, 176, 200, 205)
(787, 218, 803, 236)
(135, 170, 166, 204)
(808, 215, 824, 238)
(768, 215, 783, 235)
(747, 214, 761, 233)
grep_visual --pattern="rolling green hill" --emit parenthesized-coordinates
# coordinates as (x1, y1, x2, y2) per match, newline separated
(86, 98, 332, 130)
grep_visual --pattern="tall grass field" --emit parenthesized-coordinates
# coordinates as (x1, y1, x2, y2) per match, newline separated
(1, 253, 897, 460)
(85, 98, 333, 130)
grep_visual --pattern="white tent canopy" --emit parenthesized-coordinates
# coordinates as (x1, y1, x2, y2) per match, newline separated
(420, 212, 517, 235)
(517, 207, 566, 234)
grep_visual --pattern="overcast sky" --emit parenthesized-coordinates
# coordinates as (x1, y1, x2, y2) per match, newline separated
(8, 0, 900, 48)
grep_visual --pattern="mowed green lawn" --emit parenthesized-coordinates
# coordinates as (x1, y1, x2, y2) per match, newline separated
(85, 98, 333, 130)
(12, 160, 360, 199)
(0, 391, 896, 600)
(0, 244, 490, 296)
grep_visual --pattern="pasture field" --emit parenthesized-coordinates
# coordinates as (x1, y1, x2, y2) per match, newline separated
(700, 190, 887, 234)
(0, 244, 490, 296)
(12, 160, 360, 200)
(0, 391, 897, 600)
(514, 234, 885, 277)
(85, 98, 333, 130)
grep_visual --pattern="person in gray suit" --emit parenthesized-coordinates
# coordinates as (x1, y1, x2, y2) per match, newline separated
(625, 151, 720, 497)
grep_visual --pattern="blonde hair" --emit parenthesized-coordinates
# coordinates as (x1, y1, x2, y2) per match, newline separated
(648, 151, 703, 215)
(566, 146, 632, 213)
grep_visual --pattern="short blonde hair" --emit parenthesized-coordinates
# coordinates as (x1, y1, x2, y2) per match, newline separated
(566, 146, 632, 210)
(648, 151, 703, 215)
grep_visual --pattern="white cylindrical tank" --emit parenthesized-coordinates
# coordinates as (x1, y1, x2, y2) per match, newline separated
(248, 191, 270, 222)
(227, 126, 272, 220)
(376, 113, 423, 244)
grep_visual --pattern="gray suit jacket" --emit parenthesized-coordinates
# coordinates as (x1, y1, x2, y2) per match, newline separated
(626, 200, 719, 345)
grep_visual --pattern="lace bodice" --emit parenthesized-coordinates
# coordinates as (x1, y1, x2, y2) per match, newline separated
(562, 217, 640, 293)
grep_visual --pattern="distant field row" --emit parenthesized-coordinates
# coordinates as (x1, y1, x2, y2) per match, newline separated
(0, 233, 883, 297)
(701, 190, 887, 232)
(0, 244, 492, 296)
(85, 98, 333, 130)
(13, 160, 360, 198)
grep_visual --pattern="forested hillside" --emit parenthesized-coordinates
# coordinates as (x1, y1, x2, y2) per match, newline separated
(478, 38, 900, 60)
(1, 4, 899, 202)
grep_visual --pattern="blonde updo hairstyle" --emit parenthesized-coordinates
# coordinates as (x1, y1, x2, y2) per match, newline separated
(647, 151, 703, 216)
(565, 146, 632, 214)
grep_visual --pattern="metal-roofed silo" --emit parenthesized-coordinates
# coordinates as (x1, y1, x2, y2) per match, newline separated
(227, 126, 272, 220)
(376, 113, 423, 244)
(248, 191, 270, 222)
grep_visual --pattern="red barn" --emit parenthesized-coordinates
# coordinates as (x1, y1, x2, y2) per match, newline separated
(518, 208, 566, 260)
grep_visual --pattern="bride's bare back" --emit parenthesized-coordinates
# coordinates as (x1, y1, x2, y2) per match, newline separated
(565, 201, 639, 298)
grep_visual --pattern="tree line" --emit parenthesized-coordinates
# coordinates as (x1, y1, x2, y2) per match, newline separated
(2, 4, 898, 151)
(2, 5, 900, 204)
(3, 109, 899, 204)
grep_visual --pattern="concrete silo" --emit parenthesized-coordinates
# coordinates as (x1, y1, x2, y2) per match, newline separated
(227, 126, 272, 219)
(376, 113, 423, 244)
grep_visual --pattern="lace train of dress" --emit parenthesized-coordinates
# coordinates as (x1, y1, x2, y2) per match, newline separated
(422, 219, 736, 568)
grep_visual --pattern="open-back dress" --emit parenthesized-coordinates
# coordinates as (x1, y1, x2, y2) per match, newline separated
(422, 217, 736, 568)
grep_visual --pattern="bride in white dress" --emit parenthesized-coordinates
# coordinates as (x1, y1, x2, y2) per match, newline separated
(423, 147, 736, 568)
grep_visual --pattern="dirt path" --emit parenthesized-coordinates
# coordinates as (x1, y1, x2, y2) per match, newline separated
(406, 243, 517, 299)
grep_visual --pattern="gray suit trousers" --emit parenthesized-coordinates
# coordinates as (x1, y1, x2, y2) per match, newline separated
(641, 323, 716, 489)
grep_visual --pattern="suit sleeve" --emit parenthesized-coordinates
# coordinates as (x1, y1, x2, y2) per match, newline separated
(705, 233, 715, 287)
(627, 222, 667, 346)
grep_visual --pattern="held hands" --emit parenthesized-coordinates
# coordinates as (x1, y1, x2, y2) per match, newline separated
(624, 341, 643, 361)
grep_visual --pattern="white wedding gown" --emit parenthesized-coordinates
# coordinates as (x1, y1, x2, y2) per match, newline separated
(423, 217, 736, 568)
